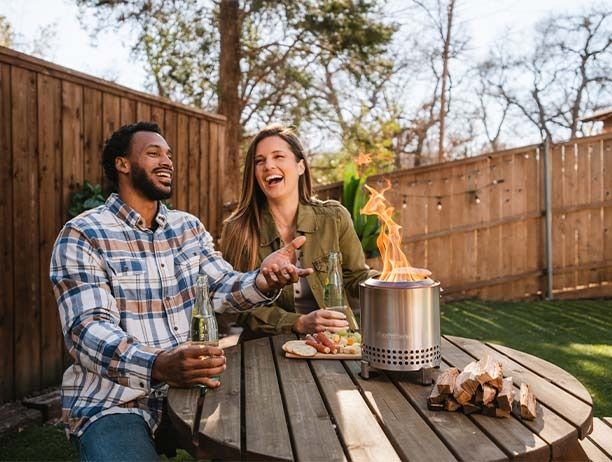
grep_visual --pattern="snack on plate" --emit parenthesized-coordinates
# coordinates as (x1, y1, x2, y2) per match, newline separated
(283, 341, 317, 357)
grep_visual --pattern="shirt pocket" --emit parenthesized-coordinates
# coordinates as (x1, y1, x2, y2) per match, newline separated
(107, 257, 146, 302)
(174, 249, 200, 294)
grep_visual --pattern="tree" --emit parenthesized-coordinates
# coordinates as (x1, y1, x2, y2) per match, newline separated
(76, 0, 396, 202)
(479, 7, 612, 142)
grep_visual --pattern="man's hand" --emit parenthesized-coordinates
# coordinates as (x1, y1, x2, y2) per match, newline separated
(152, 343, 226, 388)
(255, 236, 314, 293)
(293, 309, 349, 334)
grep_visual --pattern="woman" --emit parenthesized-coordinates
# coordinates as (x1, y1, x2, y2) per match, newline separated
(220, 123, 377, 337)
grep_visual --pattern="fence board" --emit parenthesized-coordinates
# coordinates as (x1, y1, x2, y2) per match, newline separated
(199, 120, 210, 229)
(176, 113, 189, 212)
(102, 93, 120, 192)
(188, 117, 200, 217)
(83, 88, 103, 185)
(136, 101, 151, 122)
(62, 81, 84, 218)
(575, 140, 590, 288)
(208, 123, 219, 238)
(0, 63, 14, 402)
(604, 138, 612, 283)
(37, 74, 63, 388)
(120, 97, 135, 125)
(163, 110, 177, 207)
(586, 140, 603, 286)
(12, 66, 40, 397)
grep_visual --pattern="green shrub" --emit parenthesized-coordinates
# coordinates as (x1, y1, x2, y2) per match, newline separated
(68, 181, 107, 218)
(341, 162, 380, 258)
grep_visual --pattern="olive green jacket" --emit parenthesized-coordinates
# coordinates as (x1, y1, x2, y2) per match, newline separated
(227, 200, 376, 336)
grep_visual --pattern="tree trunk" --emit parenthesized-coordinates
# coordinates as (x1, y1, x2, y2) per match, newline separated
(438, 0, 455, 163)
(218, 0, 242, 204)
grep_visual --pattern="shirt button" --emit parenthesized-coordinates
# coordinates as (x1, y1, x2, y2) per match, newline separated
(139, 382, 145, 388)
(173, 326, 179, 331)
(165, 296, 171, 301)
(160, 263, 165, 268)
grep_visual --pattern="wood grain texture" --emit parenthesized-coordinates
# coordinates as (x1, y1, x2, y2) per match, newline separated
(197, 341, 241, 458)
(445, 335, 592, 438)
(310, 359, 401, 462)
(12, 65, 40, 397)
(243, 337, 292, 461)
(82, 88, 103, 185)
(440, 339, 552, 461)
(272, 335, 347, 462)
(588, 418, 612, 457)
(176, 113, 189, 212)
(37, 73, 63, 389)
(344, 360, 457, 462)
(0, 63, 14, 402)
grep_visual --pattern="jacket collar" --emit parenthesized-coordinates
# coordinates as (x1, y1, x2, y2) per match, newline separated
(259, 201, 317, 247)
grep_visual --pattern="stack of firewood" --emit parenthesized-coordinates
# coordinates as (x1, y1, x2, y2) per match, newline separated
(427, 355, 536, 420)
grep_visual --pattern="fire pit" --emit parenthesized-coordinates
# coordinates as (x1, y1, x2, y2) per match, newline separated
(359, 276, 441, 384)
(357, 180, 442, 384)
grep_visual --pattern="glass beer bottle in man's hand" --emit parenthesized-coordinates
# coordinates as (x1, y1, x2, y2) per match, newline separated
(323, 251, 359, 331)
(190, 274, 220, 384)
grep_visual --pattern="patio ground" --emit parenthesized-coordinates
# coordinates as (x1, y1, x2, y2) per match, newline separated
(0, 298, 610, 461)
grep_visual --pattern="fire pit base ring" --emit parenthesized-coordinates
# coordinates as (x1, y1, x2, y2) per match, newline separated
(359, 360, 437, 385)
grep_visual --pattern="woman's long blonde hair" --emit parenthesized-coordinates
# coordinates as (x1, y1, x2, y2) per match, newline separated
(220, 124, 315, 271)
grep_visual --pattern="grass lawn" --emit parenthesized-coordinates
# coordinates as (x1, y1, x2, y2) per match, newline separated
(1, 298, 609, 460)
(441, 298, 612, 417)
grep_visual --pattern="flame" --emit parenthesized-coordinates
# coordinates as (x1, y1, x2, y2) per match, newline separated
(361, 180, 429, 282)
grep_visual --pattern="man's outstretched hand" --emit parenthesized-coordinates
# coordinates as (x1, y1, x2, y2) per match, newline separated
(255, 236, 314, 293)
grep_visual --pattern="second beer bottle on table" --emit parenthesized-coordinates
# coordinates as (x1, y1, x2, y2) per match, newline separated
(323, 251, 359, 331)
(190, 274, 220, 382)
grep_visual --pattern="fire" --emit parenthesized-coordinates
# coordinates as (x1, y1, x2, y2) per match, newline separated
(361, 180, 430, 282)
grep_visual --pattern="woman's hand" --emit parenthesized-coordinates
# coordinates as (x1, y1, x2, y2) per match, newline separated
(293, 309, 349, 334)
(255, 236, 313, 293)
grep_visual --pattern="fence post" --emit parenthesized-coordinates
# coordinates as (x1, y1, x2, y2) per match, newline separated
(543, 139, 554, 300)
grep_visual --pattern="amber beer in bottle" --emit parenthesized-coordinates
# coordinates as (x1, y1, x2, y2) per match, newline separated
(323, 251, 359, 331)
(190, 275, 219, 382)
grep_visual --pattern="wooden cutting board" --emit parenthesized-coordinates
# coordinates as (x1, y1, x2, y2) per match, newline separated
(285, 352, 361, 360)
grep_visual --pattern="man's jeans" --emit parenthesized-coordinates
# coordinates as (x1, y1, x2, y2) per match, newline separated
(72, 414, 160, 462)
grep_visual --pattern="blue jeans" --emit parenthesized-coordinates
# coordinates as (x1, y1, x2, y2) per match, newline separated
(73, 414, 160, 462)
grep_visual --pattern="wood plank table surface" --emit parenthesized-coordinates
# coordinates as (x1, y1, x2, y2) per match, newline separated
(167, 335, 597, 461)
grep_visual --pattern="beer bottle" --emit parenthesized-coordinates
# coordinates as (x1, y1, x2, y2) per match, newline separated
(190, 275, 219, 383)
(323, 251, 359, 331)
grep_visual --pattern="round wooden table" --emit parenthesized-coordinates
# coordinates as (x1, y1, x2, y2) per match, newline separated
(167, 335, 594, 461)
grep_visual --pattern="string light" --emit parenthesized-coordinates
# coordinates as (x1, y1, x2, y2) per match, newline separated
(402, 195, 407, 209)
(437, 198, 443, 211)
(369, 178, 505, 201)
(475, 194, 481, 204)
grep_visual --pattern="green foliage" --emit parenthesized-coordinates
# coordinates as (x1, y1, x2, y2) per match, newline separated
(68, 181, 107, 219)
(341, 162, 380, 258)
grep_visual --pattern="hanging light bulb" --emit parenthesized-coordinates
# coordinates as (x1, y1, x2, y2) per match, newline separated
(402, 195, 407, 209)
(437, 199, 442, 211)
(475, 194, 481, 204)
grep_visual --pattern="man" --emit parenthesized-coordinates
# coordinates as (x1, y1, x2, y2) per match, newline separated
(50, 121, 311, 461)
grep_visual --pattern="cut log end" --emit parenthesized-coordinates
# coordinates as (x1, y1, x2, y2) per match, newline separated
(520, 382, 537, 420)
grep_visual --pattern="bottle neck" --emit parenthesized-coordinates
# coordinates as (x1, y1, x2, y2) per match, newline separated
(195, 276, 214, 317)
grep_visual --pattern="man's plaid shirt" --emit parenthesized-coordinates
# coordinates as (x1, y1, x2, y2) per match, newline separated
(50, 193, 274, 437)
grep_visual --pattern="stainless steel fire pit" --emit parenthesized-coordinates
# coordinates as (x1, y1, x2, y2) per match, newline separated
(359, 277, 441, 384)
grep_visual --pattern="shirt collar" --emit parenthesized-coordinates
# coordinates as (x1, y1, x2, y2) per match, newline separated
(106, 193, 168, 231)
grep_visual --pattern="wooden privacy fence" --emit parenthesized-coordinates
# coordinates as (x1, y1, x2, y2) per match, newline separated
(316, 134, 612, 301)
(0, 47, 226, 403)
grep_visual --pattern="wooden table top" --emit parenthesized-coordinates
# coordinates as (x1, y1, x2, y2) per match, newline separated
(167, 334, 594, 461)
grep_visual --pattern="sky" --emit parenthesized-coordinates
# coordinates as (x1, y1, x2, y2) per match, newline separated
(0, 0, 589, 96)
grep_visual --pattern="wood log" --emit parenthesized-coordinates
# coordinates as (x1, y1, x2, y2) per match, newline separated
(520, 383, 537, 420)
(477, 354, 503, 389)
(496, 377, 514, 412)
(435, 367, 459, 395)
(483, 404, 510, 418)
(482, 383, 497, 406)
(453, 367, 479, 404)
(462, 402, 481, 415)
(444, 397, 461, 412)
(427, 386, 447, 406)
(474, 386, 484, 405)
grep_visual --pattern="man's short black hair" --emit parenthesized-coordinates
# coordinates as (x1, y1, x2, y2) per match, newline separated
(102, 121, 163, 187)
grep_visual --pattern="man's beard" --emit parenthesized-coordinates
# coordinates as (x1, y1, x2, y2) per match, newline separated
(131, 164, 172, 201)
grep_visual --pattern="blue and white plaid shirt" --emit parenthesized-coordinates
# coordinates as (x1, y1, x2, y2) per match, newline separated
(50, 193, 273, 437)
